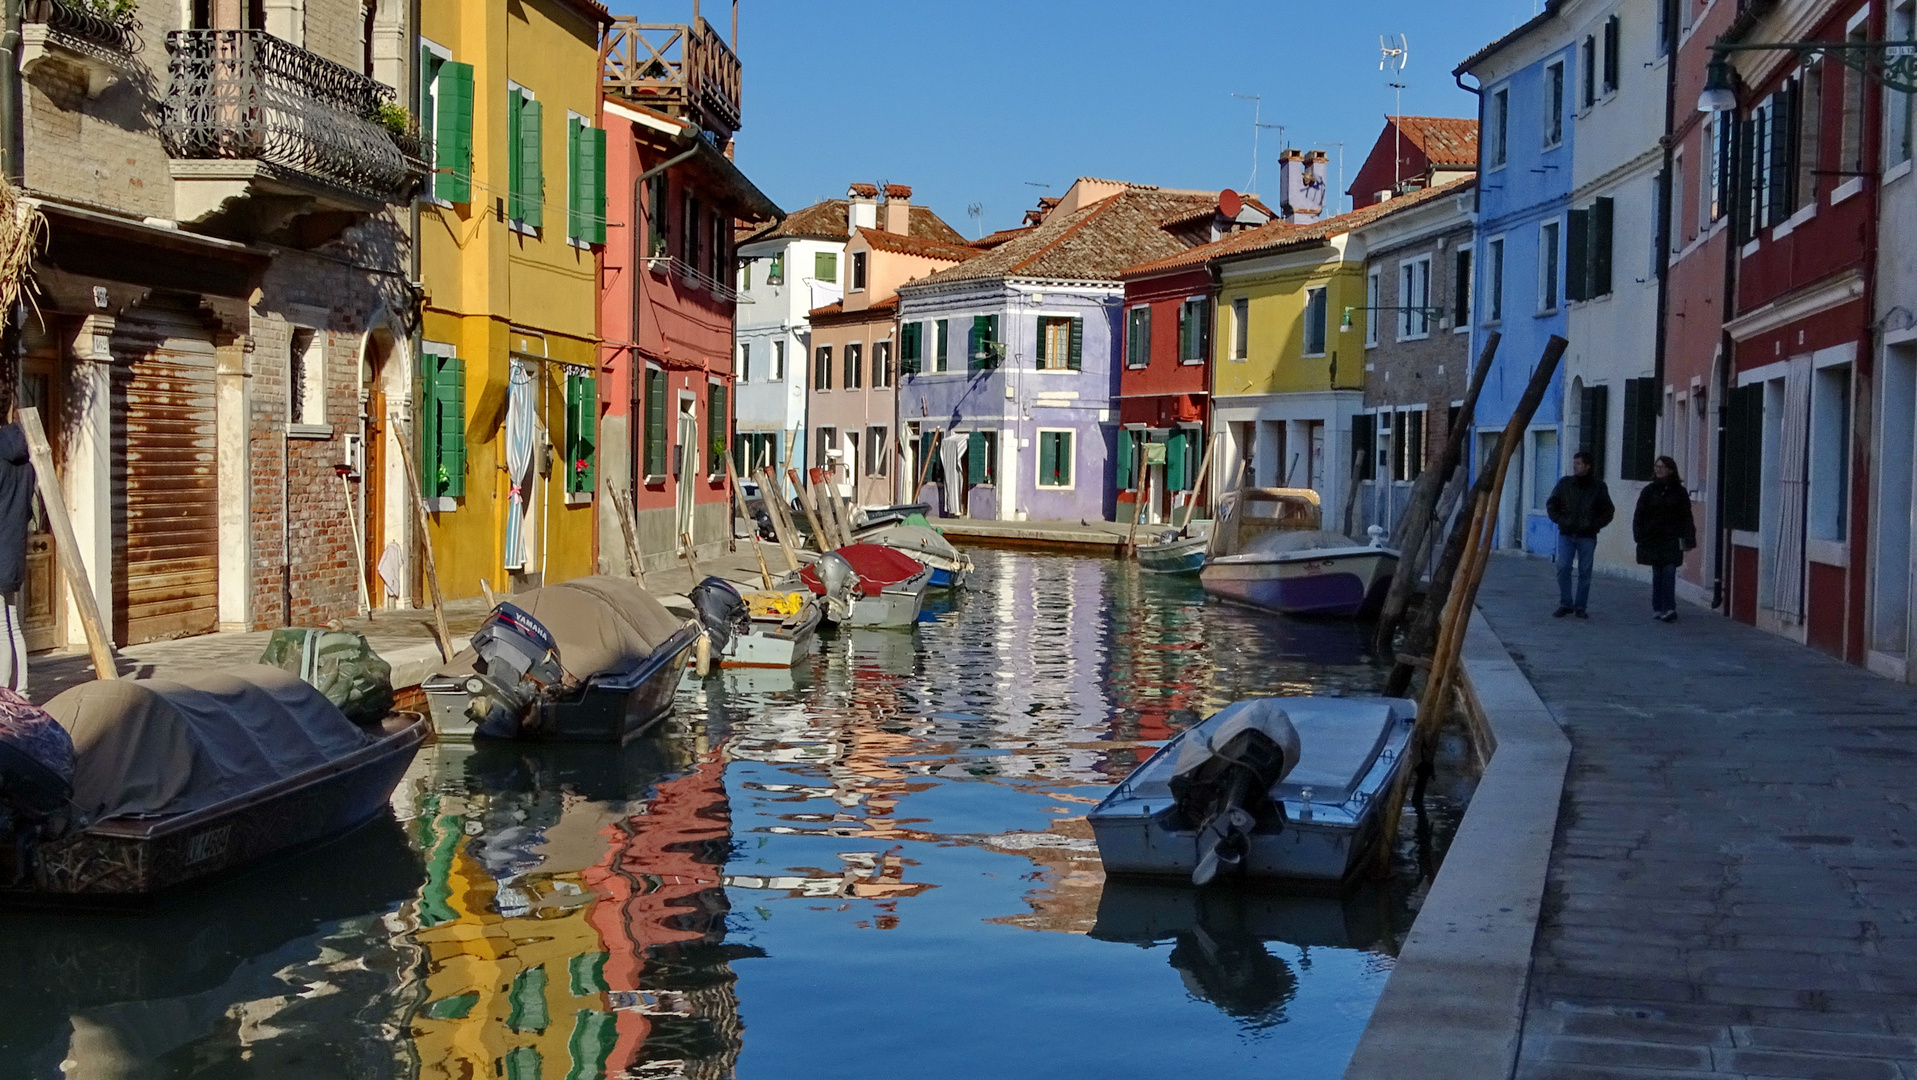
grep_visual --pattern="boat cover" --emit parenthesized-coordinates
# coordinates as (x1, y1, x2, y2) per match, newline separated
(1238, 528, 1367, 557)
(552, 576, 686, 649)
(860, 524, 961, 565)
(434, 578, 687, 685)
(257, 627, 395, 725)
(798, 543, 925, 598)
(1169, 699, 1302, 781)
(40, 665, 372, 823)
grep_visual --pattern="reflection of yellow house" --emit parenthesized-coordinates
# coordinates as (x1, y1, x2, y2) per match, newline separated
(415, 0, 613, 598)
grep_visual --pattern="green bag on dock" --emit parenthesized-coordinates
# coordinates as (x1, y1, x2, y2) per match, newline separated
(259, 628, 395, 726)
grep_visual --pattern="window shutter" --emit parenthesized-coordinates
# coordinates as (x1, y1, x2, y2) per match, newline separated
(1620, 378, 1643, 481)
(1353, 414, 1375, 481)
(565, 116, 582, 240)
(645, 368, 666, 478)
(506, 91, 523, 219)
(519, 98, 543, 227)
(987, 315, 999, 368)
(1604, 16, 1620, 90)
(971, 314, 989, 369)
(418, 48, 440, 161)
(935, 319, 948, 370)
(565, 376, 582, 492)
(708, 383, 727, 475)
(1725, 382, 1763, 530)
(815, 251, 836, 283)
(1068, 316, 1083, 370)
(1039, 430, 1056, 485)
(1593, 196, 1614, 297)
(1177, 303, 1191, 361)
(441, 353, 467, 497)
(1767, 96, 1792, 224)
(1116, 429, 1134, 490)
(967, 430, 987, 484)
(588, 126, 607, 244)
(1566, 207, 1590, 302)
(1581, 383, 1610, 476)
(1454, 248, 1472, 325)
(419, 351, 440, 492)
(1058, 431, 1071, 486)
(1034, 318, 1049, 368)
(436, 61, 474, 203)
(578, 375, 597, 491)
(1167, 430, 1188, 491)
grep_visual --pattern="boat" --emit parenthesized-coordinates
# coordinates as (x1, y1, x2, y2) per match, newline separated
(849, 502, 932, 532)
(0, 667, 427, 899)
(1088, 695, 1416, 885)
(688, 576, 824, 669)
(796, 543, 932, 628)
(1137, 519, 1212, 575)
(856, 521, 974, 589)
(422, 576, 701, 742)
(1199, 488, 1399, 616)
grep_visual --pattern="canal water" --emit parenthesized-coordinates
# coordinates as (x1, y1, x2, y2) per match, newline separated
(0, 550, 1460, 1080)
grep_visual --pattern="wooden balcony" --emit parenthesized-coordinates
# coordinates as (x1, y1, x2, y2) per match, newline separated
(602, 17, 741, 138)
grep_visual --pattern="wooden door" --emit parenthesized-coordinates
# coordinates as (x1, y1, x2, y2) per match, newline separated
(19, 368, 61, 653)
(364, 388, 386, 606)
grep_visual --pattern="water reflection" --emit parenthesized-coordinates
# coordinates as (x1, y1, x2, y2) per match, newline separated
(0, 549, 1442, 1080)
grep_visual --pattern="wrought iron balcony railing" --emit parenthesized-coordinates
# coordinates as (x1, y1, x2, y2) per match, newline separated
(646, 256, 747, 303)
(602, 18, 741, 137)
(25, 0, 137, 54)
(160, 29, 424, 206)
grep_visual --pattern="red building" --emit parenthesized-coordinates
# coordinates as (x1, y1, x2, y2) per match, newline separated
(1346, 116, 1479, 210)
(1716, 0, 1878, 661)
(599, 18, 779, 571)
(1115, 264, 1215, 524)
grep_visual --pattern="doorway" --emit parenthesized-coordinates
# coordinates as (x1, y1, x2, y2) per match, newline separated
(677, 394, 698, 550)
(1872, 342, 1915, 665)
(18, 361, 62, 653)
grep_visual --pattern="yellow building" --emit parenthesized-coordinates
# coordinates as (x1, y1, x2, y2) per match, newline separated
(415, 0, 612, 597)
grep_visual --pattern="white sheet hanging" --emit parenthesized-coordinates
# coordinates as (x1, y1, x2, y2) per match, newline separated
(504, 362, 536, 570)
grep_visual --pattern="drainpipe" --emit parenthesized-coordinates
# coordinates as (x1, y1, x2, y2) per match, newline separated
(2, 0, 20, 184)
(406, 0, 423, 607)
(1710, 89, 1745, 613)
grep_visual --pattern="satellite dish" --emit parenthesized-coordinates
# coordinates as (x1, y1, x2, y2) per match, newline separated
(1380, 33, 1409, 74)
(1219, 189, 1244, 218)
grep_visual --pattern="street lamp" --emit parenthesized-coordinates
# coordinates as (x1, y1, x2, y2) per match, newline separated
(1697, 36, 1917, 113)
(1696, 55, 1739, 113)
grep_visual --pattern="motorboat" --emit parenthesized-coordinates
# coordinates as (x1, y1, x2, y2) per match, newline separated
(796, 544, 933, 628)
(422, 576, 701, 742)
(850, 502, 932, 532)
(856, 522, 973, 589)
(1089, 696, 1415, 885)
(688, 576, 824, 669)
(0, 667, 427, 898)
(1200, 488, 1398, 617)
(1137, 519, 1211, 575)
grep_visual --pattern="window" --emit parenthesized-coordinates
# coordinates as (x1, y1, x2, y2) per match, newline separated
(1126, 306, 1151, 368)
(733, 432, 777, 476)
(1723, 382, 1764, 531)
(1393, 409, 1426, 481)
(814, 345, 832, 391)
(1037, 430, 1074, 488)
(1701, 113, 1721, 230)
(711, 213, 729, 282)
(900, 322, 922, 374)
(814, 251, 837, 284)
(1037, 315, 1083, 370)
(816, 426, 836, 468)
(1489, 87, 1510, 167)
(844, 343, 863, 389)
(866, 426, 889, 477)
(646, 174, 668, 257)
(289, 329, 324, 426)
(1669, 155, 1685, 253)
(1365, 270, 1380, 346)
(1530, 429, 1561, 510)
(1566, 196, 1613, 301)
(1352, 415, 1376, 481)
(741, 260, 752, 291)
(935, 319, 949, 372)
(1602, 15, 1621, 94)
(565, 114, 607, 244)
(682, 193, 702, 271)
(851, 252, 867, 291)
(739, 342, 751, 383)
(1453, 246, 1473, 327)
(564, 370, 597, 494)
(1538, 220, 1561, 312)
(1657, 0, 1675, 55)
(970, 314, 1001, 370)
(965, 430, 998, 485)
(768, 251, 785, 285)
(1579, 382, 1610, 476)
(1795, 63, 1824, 212)
(1582, 36, 1597, 108)
(874, 341, 892, 388)
(643, 366, 666, 480)
(1398, 257, 1431, 339)
(420, 344, 467, 499)
(1620, 376, 1659, 481)
(1302, 287, 1328, 356)
(1891, 0, 1916, 168)
(1177, 298, 1209, 364)
(506, 85, 542, 228)
(1809, 363, 1851, 541)
(772, 339, 786, 381)
(418, 45, 473, 203)
(1486, 237, 1505, 322)
(1544, 60, 1566, 147)
(1842, 25, 1868, 177)
(1231, 296, 1249, 359)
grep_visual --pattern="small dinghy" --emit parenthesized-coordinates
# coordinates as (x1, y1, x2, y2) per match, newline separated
(0, 669, 426, 898)
(1200, 488, 1398, 617)
(796, 543, 932, 628)
(850, 502, 932, 532)
(1137, 519, 1211, 575)
(422, 576, 701, 741)
(1089, 696, 1415, 885)
(857, 522, 974, 589)
(688, 576, 824, 669)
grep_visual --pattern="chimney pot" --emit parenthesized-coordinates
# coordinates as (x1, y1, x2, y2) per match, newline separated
(882, 185, 912, 234)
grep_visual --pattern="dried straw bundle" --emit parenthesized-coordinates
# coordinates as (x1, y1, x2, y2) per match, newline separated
(0, 178, 46, 312)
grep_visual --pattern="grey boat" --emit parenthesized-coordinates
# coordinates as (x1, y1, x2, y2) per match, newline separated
(1089, 696, 1415, 885)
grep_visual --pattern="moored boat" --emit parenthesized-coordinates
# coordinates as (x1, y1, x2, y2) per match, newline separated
(857, 522, 974, 589)
(1137, 519, 1211, 575)
(688, 576, 824, 669)
(1089, 695, 1415, 885)
(1199, 488, 1398, 616)
(0, 668, 427, 899)
(796, 544, 932, 628)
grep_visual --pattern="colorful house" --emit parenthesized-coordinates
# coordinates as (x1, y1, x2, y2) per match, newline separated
(806, 185, 976, 507)
(598, 17, 779, 571)
(895, 179, 1221, 522)
(416, 0, 612, 597)
(1347, 115, 1482, 209)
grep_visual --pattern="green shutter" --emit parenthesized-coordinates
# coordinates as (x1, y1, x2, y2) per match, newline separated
(567, 375, 596, 492)
(1068, 316, 1083, 370)
(971, 315, 989, 370)
(1034, 318, 1048, 368)
(418, 48, 440, 167)
(708, 382, 727, 475)
(1566, 207, 1589, 302)
(565, 1011, 618, 1080)
(645, 368, 666, 479)
(1593, 196, 1614, 298)
(1057, 431, 1071, 486)
(566, 116, 582, 240)
(436, 61, 474, 203)
(588, 126, 607, 244)
(507, 964, 549, 1033)
(1168, 430, 1188, 491)
(445, 354, 467, 498)
(568, 953, 610, 997)
(987, 315, 999, 367)
(935, 319, 948, 370)
(967, 430, 987, 483)
(506, 90, 523, 219)
(1116, 429, 1134, 490)
(504, 1048, 542, 1080)
(1039, 431, 1056, 485)
(419, 351, 439, 494)
(518, 97, 543, 228)
(815, 251, 837, 282)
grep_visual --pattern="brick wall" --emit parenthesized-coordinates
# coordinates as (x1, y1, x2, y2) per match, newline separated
(21, 50, 172, 218)
(1363, 220, 1476, 456)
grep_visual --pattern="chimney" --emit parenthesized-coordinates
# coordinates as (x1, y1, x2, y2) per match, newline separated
(847, 183, 878, 230)
(1278, 149, 1330, 224)
(882, 184, 913, 234)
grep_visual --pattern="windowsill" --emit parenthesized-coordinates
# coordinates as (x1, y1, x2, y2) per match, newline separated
(1884, 159, 1914, 186)
(420, 194, 454, 210)
(1302, 352, 1326, 359)
(1483, 319, 1502, 329)
(509, 221, 538, 237)
(1179, 358, 1205, 366)
(565, 490, 593, 506)
(1396, 333, 1432, 343)
(568, 236, 592, 251)
(1365, 341, 1379, 350)
(1541, 138, 1564, 153)
(286, 423, 334, 440)
(1126, 363, 1149, 370)
(1741, 237, 1762, 259)
(427, 496, 459, 513)
(1535, 307, 1558, 318)
(1806, 537, 1848, 567)
(1831, 175, 1866, 205)
(1454, 323, 1471, 334)
(1772, 202, 1816, 240)
(767, 279, 785, 287)
(1487, 161, 1507, 174)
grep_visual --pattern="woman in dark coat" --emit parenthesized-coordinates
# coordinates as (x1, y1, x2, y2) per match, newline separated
(1633, 455, 1696, 622)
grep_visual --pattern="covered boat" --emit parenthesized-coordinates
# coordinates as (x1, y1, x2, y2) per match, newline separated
(688, 577, 823, 669)
(796, 543, 932, 628)
(1200, 488, 1398, 616)
(1, 667, 426, 898)
(1089, 696, 1415, 885)
(422, 576, 701, 741)
(850, 502, 932, 533)
(857, 522, 973, 589)
(1137, 519, 1211, 575)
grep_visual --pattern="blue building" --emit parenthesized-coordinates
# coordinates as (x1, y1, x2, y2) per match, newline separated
(1456, 3, 1576, 554)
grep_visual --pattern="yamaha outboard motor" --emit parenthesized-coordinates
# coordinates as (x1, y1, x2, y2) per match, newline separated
(1168, 701, 1299, 887)
(690, 576, 749, 655)
(813, 551, 858, 623)
(463, 602, 565, 738)
(0, 689, 76, 885)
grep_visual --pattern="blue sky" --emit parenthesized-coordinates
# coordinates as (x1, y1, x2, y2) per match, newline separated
(617, 1, 1541, 236)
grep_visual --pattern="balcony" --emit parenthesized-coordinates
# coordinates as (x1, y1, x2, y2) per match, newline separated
(602, 17, 741, 138)
(160, 29, 425, 233)
(646, 256, 747, 303)
(20, 0, 140, 97)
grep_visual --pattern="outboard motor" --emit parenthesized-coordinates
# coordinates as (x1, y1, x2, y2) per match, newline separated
(0, 689, 76, 885)
(813, 551, 858, 623)
(690, 576, 749, 655)
(1168, 702, 1300, 887)
(463, 603, 565, 738)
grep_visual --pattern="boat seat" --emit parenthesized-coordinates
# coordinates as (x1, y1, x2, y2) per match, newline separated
(1271, 697, 1415, 805)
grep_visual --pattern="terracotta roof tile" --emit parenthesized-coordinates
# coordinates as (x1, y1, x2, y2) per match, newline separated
(738, 199, 968, 245)
(808, 295, 899, 325)
(856, 227, 981, 263)
(1393, 116, 1481, 168)
(971, 226, 1035, 249)
(883, 184, 912, 199)
(848, 183, 879, 197)
(906, 189, 1221, 289)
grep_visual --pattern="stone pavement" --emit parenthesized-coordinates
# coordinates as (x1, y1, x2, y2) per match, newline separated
(1476, 553, 1917, 1080)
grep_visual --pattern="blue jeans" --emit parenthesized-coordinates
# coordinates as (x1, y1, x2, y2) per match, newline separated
(1556, 535, 1596, 611)
(1651, 563, 1678, 614)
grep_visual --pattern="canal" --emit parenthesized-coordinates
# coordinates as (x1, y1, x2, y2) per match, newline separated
(0, 549, 1460, 1080)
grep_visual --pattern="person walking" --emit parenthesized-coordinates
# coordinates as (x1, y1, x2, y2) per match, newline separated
(1633, 455, 1696, 622)
(1545, 450, 1614, 619)
(0, 420, 33, 693)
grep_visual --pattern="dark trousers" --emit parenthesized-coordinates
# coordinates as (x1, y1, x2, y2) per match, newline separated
(1651, 563, 1678, 614)
(1556, 534, 1596, 610)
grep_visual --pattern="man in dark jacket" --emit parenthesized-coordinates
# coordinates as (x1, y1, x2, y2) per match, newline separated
(0, 422, 33, 692)
(1544, 450, 1614, 618)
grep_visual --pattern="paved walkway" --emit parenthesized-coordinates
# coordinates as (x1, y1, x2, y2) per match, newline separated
(1476, 554, 1917, 1080)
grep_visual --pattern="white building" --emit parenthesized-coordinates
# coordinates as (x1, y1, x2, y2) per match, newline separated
(735, 201, 850, 478)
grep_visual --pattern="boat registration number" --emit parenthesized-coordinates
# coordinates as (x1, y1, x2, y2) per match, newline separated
(185, 824, 233, 865)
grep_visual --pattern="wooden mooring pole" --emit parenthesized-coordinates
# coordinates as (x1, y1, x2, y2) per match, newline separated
(18, 407, 116, 680)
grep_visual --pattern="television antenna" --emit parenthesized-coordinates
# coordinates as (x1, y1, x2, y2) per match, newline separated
(1232, 93, 1280, 193)
(1382, 35, 1410, 194)
(967, 202, 984, 239)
